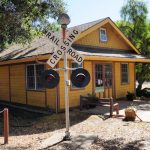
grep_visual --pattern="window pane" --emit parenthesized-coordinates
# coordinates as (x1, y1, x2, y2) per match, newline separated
(36, 64, 44, 89)
(27, 65, 34, 76)
(121, 64, 128, 83)
(72, 63, 82, 68)
(27, 77, 35, 89)
(95, 64, 103, 87)
(27, 65, 35, 89)
(100, 29, 107, 42)
(105, 64, 112, 87)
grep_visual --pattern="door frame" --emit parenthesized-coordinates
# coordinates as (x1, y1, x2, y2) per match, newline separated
(92, 61, 115, 98)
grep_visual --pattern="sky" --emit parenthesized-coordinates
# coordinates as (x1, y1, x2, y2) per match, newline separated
(64, 0, 150, 27)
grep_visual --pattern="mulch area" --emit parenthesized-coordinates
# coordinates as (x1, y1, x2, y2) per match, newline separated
(0, 103, 150, 150)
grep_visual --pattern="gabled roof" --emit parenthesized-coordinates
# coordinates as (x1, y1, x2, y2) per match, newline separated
(72, 17, 140, 54)
(0, 17, 145, 63)
(68, 18, 107, 33)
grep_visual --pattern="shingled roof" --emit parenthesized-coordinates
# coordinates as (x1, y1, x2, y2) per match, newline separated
(0, 17, 148, 62)
(68, 18, 106, 33)
(0, 18, 107, 61)
(0, 37, 54, 61)
(72, 45, 149, 60)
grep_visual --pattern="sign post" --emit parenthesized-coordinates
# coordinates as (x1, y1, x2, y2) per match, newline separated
(45, 13, 85, 140)
(62, 26, 70, 139)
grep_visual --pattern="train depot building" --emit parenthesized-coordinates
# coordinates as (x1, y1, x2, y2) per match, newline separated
(0, 17, 150, 112)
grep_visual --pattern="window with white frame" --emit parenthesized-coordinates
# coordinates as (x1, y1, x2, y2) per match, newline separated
(100, 28, 107, 42)
(71, 62, 83, 88)
(121, 63, 129, 84)
(26, 64, 45, 90)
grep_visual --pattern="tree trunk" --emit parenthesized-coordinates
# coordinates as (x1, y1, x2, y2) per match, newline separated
(136, 81, 144, 97)
(137, 82, 143, 91)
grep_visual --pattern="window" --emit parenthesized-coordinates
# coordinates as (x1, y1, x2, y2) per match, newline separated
(95, 64, 103, 87)
(104, 64, 112, 87)
(100, 28, 107, 42)
(121, 64, 129, 84)
(95, 64, 112, 88)
(71, 62, 83, 88)
(26, 64, 45, 90)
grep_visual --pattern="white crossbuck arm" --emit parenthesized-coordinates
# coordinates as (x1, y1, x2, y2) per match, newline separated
(45, 29, 84, 68)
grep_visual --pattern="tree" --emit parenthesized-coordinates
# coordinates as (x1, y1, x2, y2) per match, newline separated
(118, 0, 150, 92)
(0, 0, 66, 50)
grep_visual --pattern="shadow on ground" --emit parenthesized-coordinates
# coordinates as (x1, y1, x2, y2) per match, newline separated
(118, 100, 150, 111)
(47, 137, 150, 150)
(0, 105, 90, 136)
(79, 99, 150, 117)
(91, 138, 150, 150)
(0, 100, 149, 137)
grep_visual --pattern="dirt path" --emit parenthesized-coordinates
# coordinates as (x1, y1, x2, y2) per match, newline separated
(0, 104, 150, 150)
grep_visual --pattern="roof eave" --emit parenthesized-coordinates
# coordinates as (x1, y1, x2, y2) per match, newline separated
(84, 55, 150, 63)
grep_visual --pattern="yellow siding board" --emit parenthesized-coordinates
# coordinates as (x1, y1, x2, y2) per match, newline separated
(58, 61, 65, 109)
(115, 63, 135, 98)
(27, 91, 45, 107)
(46, 64, 57, 109)
(104, 88, 113, 98)
(59, 61, 93, 109)
(75, 23, 131, 51)
(10, 64, 26, 104)
(0, 66, 10, 101)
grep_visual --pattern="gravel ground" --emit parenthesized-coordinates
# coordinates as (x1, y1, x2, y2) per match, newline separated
(0, 107, 150, 150)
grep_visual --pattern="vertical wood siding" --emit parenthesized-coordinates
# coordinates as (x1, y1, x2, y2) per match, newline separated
(0, 66, 10, 101)
(58, 60, 93, 109)
(10, 64, 26, 104)
(27, 91, 45, 107)
(46, 64, 57, 109)
(0, 63, 58, 110)
(115, 62, 135, 98)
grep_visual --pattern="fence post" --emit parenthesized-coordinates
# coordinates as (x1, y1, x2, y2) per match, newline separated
(3, 108, 9, 144)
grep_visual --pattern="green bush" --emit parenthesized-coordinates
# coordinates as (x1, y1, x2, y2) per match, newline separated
(126, 92, 136, 101)
(87, 92, 99, 102)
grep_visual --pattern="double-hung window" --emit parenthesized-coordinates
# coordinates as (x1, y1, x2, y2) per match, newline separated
(121, 63, 129, 84)
(71, 62, 83, 89)
(100, 28, 107, 42)
(26, 64, 45, 90)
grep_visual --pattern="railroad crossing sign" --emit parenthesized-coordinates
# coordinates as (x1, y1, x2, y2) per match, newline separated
(46, 28, 84, 68)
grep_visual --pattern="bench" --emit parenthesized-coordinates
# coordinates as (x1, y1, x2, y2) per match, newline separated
(80, 95, 119, 117)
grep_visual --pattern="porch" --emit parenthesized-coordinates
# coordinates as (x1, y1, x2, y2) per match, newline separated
(77, 99, 150, 122)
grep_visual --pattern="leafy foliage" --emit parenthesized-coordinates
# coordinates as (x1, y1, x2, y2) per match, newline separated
(0, 0, 66, 49)
(126, 91, 136, 101)
(118, 0, 150, 91)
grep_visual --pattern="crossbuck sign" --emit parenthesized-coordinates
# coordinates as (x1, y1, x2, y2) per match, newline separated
(46, 28, 84, 68)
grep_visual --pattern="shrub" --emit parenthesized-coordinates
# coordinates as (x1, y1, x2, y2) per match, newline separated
(126, 92, 136, 101)
(87, 92, 99, 102)
(136, 88, 142, 97)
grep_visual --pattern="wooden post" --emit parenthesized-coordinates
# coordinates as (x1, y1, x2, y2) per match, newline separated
(109, 97, 113, 117)
(4, 108, 9, 144)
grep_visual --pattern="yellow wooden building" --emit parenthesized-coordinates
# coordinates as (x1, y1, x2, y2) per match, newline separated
(0, 17, 150, 112)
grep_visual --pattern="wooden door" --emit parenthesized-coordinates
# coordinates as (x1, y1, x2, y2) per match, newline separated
(94, 63, 113, 98)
